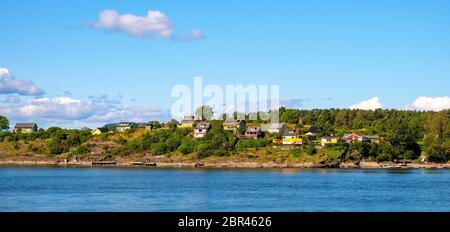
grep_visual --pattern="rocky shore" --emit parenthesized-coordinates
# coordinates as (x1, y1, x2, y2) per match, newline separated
(0, 157, 449, 169)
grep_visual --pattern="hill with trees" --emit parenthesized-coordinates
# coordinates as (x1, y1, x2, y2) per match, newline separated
(0, 108, 449, 166)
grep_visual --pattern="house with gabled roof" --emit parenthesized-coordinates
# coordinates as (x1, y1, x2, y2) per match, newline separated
(194, 122, 211, 139)
(244, 127, 262, 139)
(223, 119, 245, 132)
(321, 136, 339, 146)
(364, 135, 382, 144)
(178, 115, 202, 128)
(282, 128, 303, 145)
(91, 127, 110, 135)
(14, 123, 38, 133)
(261, 123, 285, 134)
(116, 122, 138, 132)
(342, 133, 365, 143)
(342, 133, 382, 143)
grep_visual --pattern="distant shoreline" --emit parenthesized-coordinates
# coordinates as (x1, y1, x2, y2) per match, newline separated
(0, 159, 448, 170)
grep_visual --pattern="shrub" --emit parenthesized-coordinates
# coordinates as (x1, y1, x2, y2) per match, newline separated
(115, 137, 128, 145)
(177, 139, 197, 155)
(196, 143, 213, 159)
(70, 145, 89, 155)
(214, 149, 228, 157)
(236, 139, 268, 150)
(376, 143, 399, 162)
(151, 142, 169, 155)
(304, 144, 316, 155)
(403, 150, 417, 160)
(426, 144, 449, 163)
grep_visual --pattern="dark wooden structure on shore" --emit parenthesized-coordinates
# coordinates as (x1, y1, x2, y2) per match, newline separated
(91, 161, 117, 166)
(130, 162, 157, 167)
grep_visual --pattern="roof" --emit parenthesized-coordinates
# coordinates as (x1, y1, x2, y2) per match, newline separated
(14, 123, 37, 129)
(117, 122, 135, 127)
(308, 126, 319, 133)
(304, 132, 318, 136)
(246, 127, 261, 132)
(283, 129, 301, 136)
(195, 122, 211, 129)
(223, 119, 242, 124)
(93, 127, 110, 133)
(267, 123, 285, 129)
(322, 136, 339, 139)
(343, 133, 363, 138)
(364, 135, 380, 139)
(138, 123, 149, 128)
(182, 115, 202, 122)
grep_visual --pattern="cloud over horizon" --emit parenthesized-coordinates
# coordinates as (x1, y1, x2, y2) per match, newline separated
(88, 9, 205, 41)
(0, 96, 171, 129)
(406, 96, 450, 112)
(0, 68, 45, 96)
(349, 97, 383, 110)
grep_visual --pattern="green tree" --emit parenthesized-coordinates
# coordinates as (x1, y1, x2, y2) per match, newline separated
(177, 138, 197, 155)
(195, 105, 214, 120)
(280, 109, 300, 124)
(426, 143, 449, 163)
(424, 112, 450, 163)
(383, 118, 422, 159)
(166, 119, 179, 130)
(0, 116, 9, 131)
(424, 112, 448, 143)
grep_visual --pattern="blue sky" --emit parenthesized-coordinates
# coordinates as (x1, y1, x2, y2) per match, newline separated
(1, 0, 450, 128)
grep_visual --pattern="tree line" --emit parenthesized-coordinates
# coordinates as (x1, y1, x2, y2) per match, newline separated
(0, 108, 449, 162)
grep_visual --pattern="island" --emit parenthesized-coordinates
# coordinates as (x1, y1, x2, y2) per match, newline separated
(1, 107, 449, 169)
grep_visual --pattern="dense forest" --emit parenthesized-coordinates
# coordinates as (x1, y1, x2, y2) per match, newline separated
(0, 108, 449, 163)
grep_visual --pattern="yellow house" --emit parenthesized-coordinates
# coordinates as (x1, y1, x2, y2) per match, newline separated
(223, 119, 245, 131)
(272, 138, 283, 144)
(14, 123, 38, 133)
(91, 127, 110, 135)
(178, 116, 201, 128)
(282, 129, 303, 145)
(178, 123, 195, 128)
(321, 136, 339, 146)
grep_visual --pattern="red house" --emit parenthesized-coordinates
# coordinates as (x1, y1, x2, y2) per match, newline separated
(342, 133, 366, 142)
(244, 127, 262, 139)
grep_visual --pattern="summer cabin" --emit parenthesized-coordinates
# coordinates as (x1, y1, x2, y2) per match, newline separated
(116, 122, 138, 132)
(306, 125, 319, 134)
(282, 129, 303, 145)
(138, 123, 148, 129)
(342, 133, 381, 143)
(342, 133, 365, 143)
(321, 136, 339, 146)
(179, 116, 202, 128)
(223, 119, 245, 132)
(365, 135, 382, 144)
(261, 123, 285, 134)
(91, 127, 110, 135)
(194, 122, 211, 139)
(14, 123, 38, 133)
(244, 127, 262, 139)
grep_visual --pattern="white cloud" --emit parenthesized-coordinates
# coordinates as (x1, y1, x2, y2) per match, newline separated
(0, 96, 170, 128)
(2, 95, 21, 104)
(406, 96, 450, 112)
(89, 9, 204, 40)
(86, 106, 168, 123)
(349, 97, 383, 110)
(18, 97, 91, 119)
(0, 68, 45, 96)
(175, 29, 206, 41)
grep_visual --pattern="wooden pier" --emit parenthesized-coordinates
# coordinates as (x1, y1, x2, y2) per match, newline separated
(131, 162, 157, 167)
(91, 161, 117, 166)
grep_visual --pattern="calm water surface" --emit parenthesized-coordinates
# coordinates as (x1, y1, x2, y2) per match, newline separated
(1, 167, 450, 212)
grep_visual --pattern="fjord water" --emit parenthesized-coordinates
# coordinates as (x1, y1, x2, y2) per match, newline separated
(1, 167, 450, 212)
